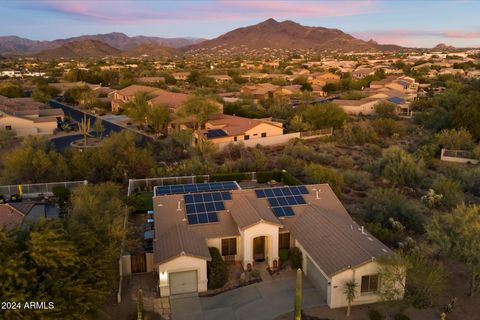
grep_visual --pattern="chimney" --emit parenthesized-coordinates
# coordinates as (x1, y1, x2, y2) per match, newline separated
(361, 226, 365, 234)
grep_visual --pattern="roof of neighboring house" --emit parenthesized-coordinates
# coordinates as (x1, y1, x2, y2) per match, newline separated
(114, 84, 159, 97)
(229, 196, 281, 229)
(153, 223, 211, 265)
(8, 202, 35, 215)
(387, 97, 406, 105)
(334, 98, 379, 106)
(204, 114, 282, 138)
(0, 204, 24, 230)
(290, 205, 391, 277)
(148, 90, 189, 109)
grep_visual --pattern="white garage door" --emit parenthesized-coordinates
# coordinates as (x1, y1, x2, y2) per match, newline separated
(307, 257, 329, 299)
(169, 270, 198, 295)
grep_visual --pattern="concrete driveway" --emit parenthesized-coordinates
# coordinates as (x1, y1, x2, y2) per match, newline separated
(171, 272, 326, 320)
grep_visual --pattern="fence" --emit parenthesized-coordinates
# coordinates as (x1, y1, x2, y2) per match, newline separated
(0, 180, 88, 198)
(440, 148, 479, 164)
(299, 128, 334, 139)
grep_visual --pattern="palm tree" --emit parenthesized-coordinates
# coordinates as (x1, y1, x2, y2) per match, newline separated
(147, 104, 171, 137)
(343, 280, 358, 317)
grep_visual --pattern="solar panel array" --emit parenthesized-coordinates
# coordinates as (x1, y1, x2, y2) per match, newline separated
(155, 181, 238, 196)
(255, 186, 309, 217)
(204, 129, 228, 139)
(184, 191, 232, 224)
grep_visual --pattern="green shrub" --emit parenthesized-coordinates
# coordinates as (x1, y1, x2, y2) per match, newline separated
(369, 309, 383, 320)
(372, 118, 399, 137)
(256, 171, 283, 183)
(343, 170, 373, 190)
(432, 176, 464, 209)
(336, 155, 354, 169)
(210, 172, 248, 182)
(279, 249, 290, 261)
(290, 247, 303, 269)
(282, 171, 302, 185)
(377, 146, 425, 187)
(394, 313, 410, 320)
(207, 247, 229, 289)
(305, 164, 344, 195)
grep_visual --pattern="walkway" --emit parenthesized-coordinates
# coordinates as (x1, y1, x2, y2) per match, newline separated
(171, 271, 326, 320)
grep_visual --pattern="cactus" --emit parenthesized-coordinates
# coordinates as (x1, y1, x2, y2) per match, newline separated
(137, 289, 143, 320)
(294, 268, 302, 320)
(79, 112, 91, 146)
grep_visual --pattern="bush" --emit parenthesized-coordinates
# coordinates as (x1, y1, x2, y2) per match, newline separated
(210, 172, 249, 182)
(290, 247, 303, 269)
(374, 101, 398, 119)
(394, 314, 410, 320)
(372, 118, 399, 137)
(369, 309, 383, 320)
(343, 170, 373, 190)
(279, 249, 290, 261)
(432, 176, 464, 209)
(336, 155, 354, 169)
(207, 247, 229, 289)
(256, 171, 283, 183)
(335, 121, 378, 146)
(305, 164, 344, 195)
(436, 128, 474, 150)
(282, 171, 302, 186)
(377, 146, 425, 187)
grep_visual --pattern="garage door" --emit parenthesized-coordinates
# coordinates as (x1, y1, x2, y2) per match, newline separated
(169, 270, 198, 295)
(307, 257, 329, 299)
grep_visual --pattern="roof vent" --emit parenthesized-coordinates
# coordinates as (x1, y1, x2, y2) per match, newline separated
(177, 200, 181, 211)
(361, 226, 365, 234)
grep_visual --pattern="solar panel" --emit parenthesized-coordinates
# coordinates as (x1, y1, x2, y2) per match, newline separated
(254, 185, 309, 218)
(183, 191, 231, 225)
(204, 129, 228, 139)
(155, 181, 238, 196)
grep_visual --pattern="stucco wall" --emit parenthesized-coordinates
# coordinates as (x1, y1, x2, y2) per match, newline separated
(157, 255, 208, 297)
(206, 236, 243, 262)
(217, 132, 300, 150)
(0, 114, 57, 136)
(337, 101, 377, 115)
(241, 222, 280, 270)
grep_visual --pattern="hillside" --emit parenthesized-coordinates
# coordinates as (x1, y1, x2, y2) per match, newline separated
(432, 43, 457, 51)
(186, 18, 401, 54)
(35, 39, 121, 58)
(124, 43, 180, 57)
(0, 33, 204, 55)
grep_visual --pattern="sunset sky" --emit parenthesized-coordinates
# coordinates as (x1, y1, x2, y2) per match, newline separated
(1, 0, 479, 48)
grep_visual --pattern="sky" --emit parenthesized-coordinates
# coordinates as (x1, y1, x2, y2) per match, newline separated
(0, 0, 479, 48)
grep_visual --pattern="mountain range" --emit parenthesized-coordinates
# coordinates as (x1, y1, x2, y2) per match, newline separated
(0, 19, 460, 58)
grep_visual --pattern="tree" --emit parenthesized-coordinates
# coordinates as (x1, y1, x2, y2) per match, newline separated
(343, 280, 358, 317)
(94, 118, 105, 139)
(123, 91, 151, 126)
(377, 146, 425, 188)
(0, 128, 16, 149)
(0, 81, 23, 98)
(427, 204, 480, 296)
(2, 136, 70, 184)
(289, 114, 311, 132)
(305, 163, 344, 195)
(431, 176, 464, 209)
(147, 104, 170, 135)
(436, 128, 474, 150)
(302, 103, 347, 129)
(372, 118, 399, 137)
(207, 247, 228, 289)
(294, 268, 302, 320)
(375, 101, 398, 119)
(268, 94, 293, 120)
(64, 85, 96, 108)
(32, 84, 60, 103)
(364, 188, 424, 233)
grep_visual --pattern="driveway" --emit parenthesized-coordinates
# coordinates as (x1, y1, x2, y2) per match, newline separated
(171, 272, 326, 320)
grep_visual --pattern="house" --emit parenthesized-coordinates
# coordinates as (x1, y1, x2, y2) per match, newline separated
(309, 72, 341, 87)
(0, 202, 59, 230)
(0, 204, 24, 230)
(134, 77, 166, 85)
(352, 68, 375, 79)
(195, 114, 284, 146)
(0, 97, 64, 136)
(150, 183, 401, 308)
(369, 76, 419, 100)
(111, 85, 189, 113)
(241, 83, 279, 100)
(172, 72, 190, 81)
(211, 75, 232, 83)
(334, 98, 380, 115)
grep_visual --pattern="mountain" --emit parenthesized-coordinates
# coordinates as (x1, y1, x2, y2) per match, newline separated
(36, 40, 121, 58)
(186, 18, 401, 54)
(432, 43, 456, 51)
(124, 43, 180, 57)
(0, 32, 205, 55)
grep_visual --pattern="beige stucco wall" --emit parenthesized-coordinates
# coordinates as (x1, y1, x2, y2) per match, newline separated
(241, 222, 280, 270)
(338, 100, 377, 115)
(217, 132, 300, 150)
(0, 113, 57, 136)
(157, 255, 208, 297)
(207, 236, 243, 262)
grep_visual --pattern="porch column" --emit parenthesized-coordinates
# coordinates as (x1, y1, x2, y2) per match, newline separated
(242, 233, 253, 271)
(268, 232, 279, 268)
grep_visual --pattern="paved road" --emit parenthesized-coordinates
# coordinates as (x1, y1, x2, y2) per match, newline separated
(48, 100, 151, 150)
(170, 273, 326, 320)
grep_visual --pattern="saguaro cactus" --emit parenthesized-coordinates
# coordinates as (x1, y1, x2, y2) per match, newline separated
(79, 112, 91, 146)
(137, 289, 143, 320)
(294, 268, 302, 320)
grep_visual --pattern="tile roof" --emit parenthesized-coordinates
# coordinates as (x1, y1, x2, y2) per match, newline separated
(0, 204, 24, 230)
(204, 114, 282, 137)
(229, 196, 281, 229)
(290, 205, 391, 277)
(153, 223, 211, 265)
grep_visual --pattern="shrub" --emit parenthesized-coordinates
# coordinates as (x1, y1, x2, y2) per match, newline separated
(256, 171, 283, 183)
(377, 146, 425, 187)
(432, 176, 464, 209)
(290, 247, 303, 269)
(343, 170, 372, 190)
(436, 128, 474, 150)
(282, 171, 302, 186)
(372, 118, 399, 137)
(210, 172, 249, 182)
(369, 309, 383, 320)
(374, 101, 398, 119)
(279, 249, 290, 261)
(251, 269, 260, 278)
(394, 314, 410, 320)
(336, 121, 377, 146)
(336, 155, 354, 169)
(364, 188, 424, 233)
(207, 247, 228, 289)
(305, 164, 344, 196)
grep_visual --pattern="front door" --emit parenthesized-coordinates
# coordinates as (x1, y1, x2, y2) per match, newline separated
(131, 254, 146, 273)
(253, 236, 265, 262)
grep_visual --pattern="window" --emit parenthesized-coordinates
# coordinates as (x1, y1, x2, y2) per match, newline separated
(221, 238, 237, 256)
(279, 232, 290, 249)
(244, 135, 250, 140)
(5, 126, 12, 131)
(234, 136, 237, 142)
(361, 274, 379, 294)
(261, 132, 267, 137)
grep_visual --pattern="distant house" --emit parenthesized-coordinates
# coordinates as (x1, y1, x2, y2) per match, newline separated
(241, 83, 279, 100)
(0, 204, 24, 230)
(369, 76, 419, 100)
(111, 84, 189, 113)
(171, 72, 190, 81)
(0, 202, 59, 230)
(309, 72, 341, 87)
(352, 68, 375, 79)
(149, 183, 401, 308)
(134, 77, 166, 85)
(195, 114, 284, 146)
(334, 98, 380, 115)
(0, 97, 64, 136)
(210, 75, 232, 83)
